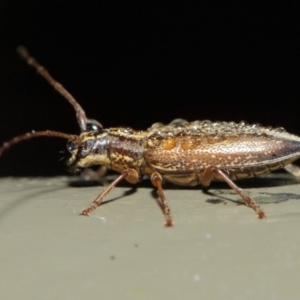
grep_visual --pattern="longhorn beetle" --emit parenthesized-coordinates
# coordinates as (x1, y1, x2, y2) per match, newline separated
(1, 47, 300, 226)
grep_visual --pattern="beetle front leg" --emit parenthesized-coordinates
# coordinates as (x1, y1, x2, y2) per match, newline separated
(201, 166, 266, 219)
(151, 172, 173, 227)
(81, 168, 136, 216)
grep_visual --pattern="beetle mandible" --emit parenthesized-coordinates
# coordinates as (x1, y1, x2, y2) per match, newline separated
(1, 47, 300, 226)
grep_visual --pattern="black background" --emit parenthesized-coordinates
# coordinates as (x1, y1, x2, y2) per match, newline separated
(1, 2, 300, 176)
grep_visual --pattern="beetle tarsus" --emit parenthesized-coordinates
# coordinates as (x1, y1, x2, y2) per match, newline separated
(256, 210, 266, 219)
(80, 204, 97, 216)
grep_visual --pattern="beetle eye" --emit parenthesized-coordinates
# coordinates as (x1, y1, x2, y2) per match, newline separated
(79, 140, 94, 157)
(66, 141, 76, 154)
(86, 119, 103, 132)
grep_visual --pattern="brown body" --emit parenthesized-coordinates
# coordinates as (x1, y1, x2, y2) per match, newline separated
(68, 119, 300, 187)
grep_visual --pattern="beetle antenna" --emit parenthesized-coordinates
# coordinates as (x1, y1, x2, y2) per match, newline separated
(0, 130, 80, 157)
(17, 46, 90, 131)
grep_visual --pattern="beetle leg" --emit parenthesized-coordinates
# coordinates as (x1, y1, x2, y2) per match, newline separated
(284, 164, 300, 177)
(81, 169, 131, 216)
(201, 166, 266, 219)
(151, 172, 173, 227)
(80, 166, 108, 184)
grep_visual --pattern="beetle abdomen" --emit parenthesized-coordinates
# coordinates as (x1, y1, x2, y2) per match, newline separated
(144, 120, 300, 178)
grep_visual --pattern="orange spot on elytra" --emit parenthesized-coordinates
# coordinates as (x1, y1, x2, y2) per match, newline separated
(163, 137, 176, 150)
(181, 139, 198, 150)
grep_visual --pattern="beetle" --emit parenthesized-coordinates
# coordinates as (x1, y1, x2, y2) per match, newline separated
(1, 47, 300, 226)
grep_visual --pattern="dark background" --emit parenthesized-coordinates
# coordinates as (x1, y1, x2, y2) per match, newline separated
(1, 2, 300, 176)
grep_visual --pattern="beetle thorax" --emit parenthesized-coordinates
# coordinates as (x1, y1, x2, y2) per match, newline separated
(66, 128, 146, 173)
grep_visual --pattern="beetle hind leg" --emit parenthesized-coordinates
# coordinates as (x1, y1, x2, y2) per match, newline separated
(201, 166, 266, 219)
(284, 164, 300, 177)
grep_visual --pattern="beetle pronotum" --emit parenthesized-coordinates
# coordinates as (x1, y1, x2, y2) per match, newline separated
(1, 47, 300, 226)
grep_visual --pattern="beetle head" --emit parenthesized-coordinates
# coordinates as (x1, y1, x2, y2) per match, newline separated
(66, 130, 110, 172)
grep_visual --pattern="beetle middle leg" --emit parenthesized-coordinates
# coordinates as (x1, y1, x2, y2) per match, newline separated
(201, 166, 266, 219)
(151, 172, 173, 227)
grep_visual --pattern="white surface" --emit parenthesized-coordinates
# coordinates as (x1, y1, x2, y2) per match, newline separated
(0, 175, 300, 300)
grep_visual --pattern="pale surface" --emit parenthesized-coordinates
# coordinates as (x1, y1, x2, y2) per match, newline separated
(0, 174, 300, 300)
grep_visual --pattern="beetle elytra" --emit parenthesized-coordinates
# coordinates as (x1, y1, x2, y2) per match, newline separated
(1, 47, 300, 226)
